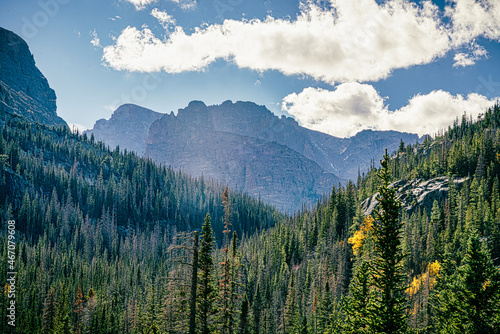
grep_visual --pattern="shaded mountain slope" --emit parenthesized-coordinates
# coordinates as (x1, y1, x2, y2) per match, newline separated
(0, 27, 66, 127)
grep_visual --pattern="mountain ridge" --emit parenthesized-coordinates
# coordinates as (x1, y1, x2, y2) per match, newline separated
(146, 115, 339, 212)
(87, 100, 420, 211)
(0, 27, 66, 127)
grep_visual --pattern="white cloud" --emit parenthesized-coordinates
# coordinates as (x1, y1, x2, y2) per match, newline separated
(102, 25, 228, 73)
(453, 53, 476, 67)
(103, 0, 451, 83)
(453, 42, 488, 67)
(169, 0, 196, 10)
(447, 0, 500, 46)
(282, 83, 387, 137)
(125, 0, 157, 11)
(151, 8, 176, 29)
(282, 83, 497, 137)
(104, 0, 500, 82)
(90, 30, 101, 48)
(389, 90, 495, 136)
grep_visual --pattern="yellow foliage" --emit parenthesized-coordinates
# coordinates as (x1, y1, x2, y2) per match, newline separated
(407, 276, 421, 296)
(428, 260, 441, 277)
(406, 260, 441, 296)
(348, 216, 374, 256)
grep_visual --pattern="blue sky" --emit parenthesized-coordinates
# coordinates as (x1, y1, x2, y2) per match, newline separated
(1, 0, 499, 137)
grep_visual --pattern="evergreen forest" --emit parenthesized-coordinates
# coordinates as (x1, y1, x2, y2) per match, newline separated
(1, 105, 500, 333)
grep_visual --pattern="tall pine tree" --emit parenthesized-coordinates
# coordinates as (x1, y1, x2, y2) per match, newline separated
(198, 214, 216, 334)
(370, 149, 408, 333)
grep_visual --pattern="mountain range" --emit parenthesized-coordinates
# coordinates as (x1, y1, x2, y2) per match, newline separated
(87, 101, 420, 211)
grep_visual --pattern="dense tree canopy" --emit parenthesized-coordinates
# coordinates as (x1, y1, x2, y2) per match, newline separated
(0, 104, 500, 333)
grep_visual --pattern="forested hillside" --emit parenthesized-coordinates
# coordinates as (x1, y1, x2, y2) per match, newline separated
(1, 104, 500, 333)
(234, 105, 500, 333)
(0, 117, 278, 333)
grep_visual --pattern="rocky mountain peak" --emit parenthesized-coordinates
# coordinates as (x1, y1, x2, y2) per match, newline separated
(144, 100, 342, 212)
(88, 100, 421, 211)
(0, 27, 66, 127)
(86, 104, 163, 155)
(187, 100, 207, 109)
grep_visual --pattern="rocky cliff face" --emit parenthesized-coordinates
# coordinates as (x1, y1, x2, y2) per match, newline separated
(0, 27, 66, 127)
(86, 104, 163, 155)
(361, 176, 468, 216)
(145, 101, 340, 212)
(145, 100, 419, 182)
(185, 101, 419, 181)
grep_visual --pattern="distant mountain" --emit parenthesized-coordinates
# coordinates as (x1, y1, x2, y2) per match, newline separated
(0, 27, 66, 127)
(183, 100, 420, 181)
(87, 100, 419, 211)
(85, 104, 163, 155)
(331, 129, 422, 180)
(145, 101, 340, 212)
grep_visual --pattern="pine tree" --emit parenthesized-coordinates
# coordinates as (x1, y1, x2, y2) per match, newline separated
(229, 231, 242, 332)
(370, 149, 408, 333)
(42, 287, 57, 333)
(252, 283, 263, 334)
(317, 281, 333, 332)
(54, 286, 72, 334)
(198, 213, 216, 334)
(82, 288, 97, 334)
(143, 285, 161, 333)
(431, 234, 500, 333)
(74, 285, 85, 334)
(283, 271, 299, 334)
(299, 315, 309, 334)
(219, 187, 234, 334)
(189, 231, 199, 334)
(325, 300, 343, 334)
(239, 293, 249, 334)
(427, 200, 442, 262)
(344, 260, 371, 333)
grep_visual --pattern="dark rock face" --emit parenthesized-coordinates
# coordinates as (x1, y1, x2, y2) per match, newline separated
(0, 27, 66, 127)
(85, 104, 163, 155)
(145, 101, 341, 212)
(361, 176, 468, 216)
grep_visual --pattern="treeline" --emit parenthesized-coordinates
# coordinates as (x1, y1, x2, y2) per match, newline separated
(0, 104, 500, 333)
